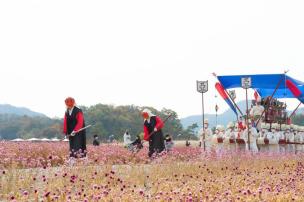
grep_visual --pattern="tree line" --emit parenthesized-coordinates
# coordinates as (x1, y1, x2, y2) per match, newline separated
(0, 104, 198, 141)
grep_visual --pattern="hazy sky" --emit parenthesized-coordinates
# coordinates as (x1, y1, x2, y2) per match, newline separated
(1, 0, 304, 118)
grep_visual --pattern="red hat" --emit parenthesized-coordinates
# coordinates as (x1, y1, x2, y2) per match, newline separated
(65, 97, 75, 108)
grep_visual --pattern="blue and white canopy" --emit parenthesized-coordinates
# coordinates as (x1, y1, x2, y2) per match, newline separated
(217, 74, 304, 99)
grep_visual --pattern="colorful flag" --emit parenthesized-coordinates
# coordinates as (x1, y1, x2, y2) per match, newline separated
(286, 80, 304, 103)
(215, 82, 238, 116)
(253, 90, 261, 102)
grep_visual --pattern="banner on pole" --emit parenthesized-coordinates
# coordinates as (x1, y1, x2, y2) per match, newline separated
(197, 81, 208, 93)
(241, 77, 252, 89)
(228, 90, 236, 100)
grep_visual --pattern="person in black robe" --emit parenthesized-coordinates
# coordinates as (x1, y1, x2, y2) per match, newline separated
(93, 134, 100, 146)
(142, 109, 165, 157)
(133, 135, 143, 148)
(63, 97, 87, 158)
(186, 140, 191, 147)
(165, 134, 174, 151)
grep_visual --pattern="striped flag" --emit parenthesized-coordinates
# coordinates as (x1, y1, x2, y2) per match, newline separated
(286, 80, 304, 103)
(254, 90, 261, 102)
(215, 82, 238, 116)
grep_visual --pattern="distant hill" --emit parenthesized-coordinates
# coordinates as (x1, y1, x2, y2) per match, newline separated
(181, 101, 247, 129)
(181, 100, 304, 129)
(0, 104, 47, 117)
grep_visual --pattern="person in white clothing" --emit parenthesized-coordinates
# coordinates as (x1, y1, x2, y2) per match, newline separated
(123, 130, 132, 147)
(244, 121, 259, 152)
(214, 125, 224, 154)
(223, 122, 236, 152)
(235, 122, 246, 152)
(269, 123, 280, 153)
(278, 124, 287, 153)
(265, 124, 276, 153)
(258, 123, 269, 152)
(294, 126, 303, 154)
(286, 125, 295, 153)
(249, 99, 264, 131)
(198, 119, 213, 151)
(299, 127, 304, 152)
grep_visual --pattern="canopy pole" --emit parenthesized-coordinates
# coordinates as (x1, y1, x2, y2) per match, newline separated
(255, 71, 288, 127)
(289, 102, 302, 119)
(213, 73, 243, 116)
(202, 92, 206, 152)
(245, 88, 250, 150)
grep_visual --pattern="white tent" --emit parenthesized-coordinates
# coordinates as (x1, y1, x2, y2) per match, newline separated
(41, 138, 50, 142)
(51, 138, 60, 142)
(27, 138, 40, 142)
(11, 138, 25, 142)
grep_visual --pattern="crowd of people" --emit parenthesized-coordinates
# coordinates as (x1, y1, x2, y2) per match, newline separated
(199, 98, 304, 152)
(63, 96, 304, 162)
(198, 99, 304, 153)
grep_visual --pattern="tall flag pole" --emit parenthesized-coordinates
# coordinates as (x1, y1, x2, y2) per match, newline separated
(241, 76, 252, 151)
(215, 94, 219, 126)
(197, 80, 208, 152)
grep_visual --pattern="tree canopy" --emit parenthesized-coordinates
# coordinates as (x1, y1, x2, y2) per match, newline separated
(0, 104, 195, 141)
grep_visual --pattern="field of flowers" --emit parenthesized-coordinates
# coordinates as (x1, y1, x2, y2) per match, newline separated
(1, 142, 304, 201)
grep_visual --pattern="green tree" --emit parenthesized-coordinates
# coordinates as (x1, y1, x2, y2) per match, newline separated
(0, 104, 191, 141)
(292, 114, 304, 126)
(184, 123, 199, 140)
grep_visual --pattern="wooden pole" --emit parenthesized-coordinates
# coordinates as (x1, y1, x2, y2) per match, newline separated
(202, 92, 206, 151)
(289, 102, 302, 119)
(246, 88, 250, 150)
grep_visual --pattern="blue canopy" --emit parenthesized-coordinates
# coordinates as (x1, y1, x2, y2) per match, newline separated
(217, 74, 304, 99)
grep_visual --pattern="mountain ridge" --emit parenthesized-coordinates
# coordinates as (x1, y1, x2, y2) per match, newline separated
(0, 104, 47, 117)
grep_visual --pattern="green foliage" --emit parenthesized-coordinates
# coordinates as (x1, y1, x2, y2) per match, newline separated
(291, 114, 304, 126)
(0, 104, 189, 141)
(183, 123, 199, 140)
(0, 114, 62, 139)
(81, 105, 185, 141)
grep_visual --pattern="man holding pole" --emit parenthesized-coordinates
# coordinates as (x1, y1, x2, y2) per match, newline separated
(142, 109, 166, 158)
(198, 119, 213, 151)
(196, 80, 209, 151)
(249, 98, 264, 132)
(63, 97, 87, 158)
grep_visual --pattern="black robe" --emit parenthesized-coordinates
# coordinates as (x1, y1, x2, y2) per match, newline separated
(65, 107, 86, 158)
(144, 116, 165, 157)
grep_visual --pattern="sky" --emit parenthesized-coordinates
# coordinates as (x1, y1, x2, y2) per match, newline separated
(1, 0, 304, 119)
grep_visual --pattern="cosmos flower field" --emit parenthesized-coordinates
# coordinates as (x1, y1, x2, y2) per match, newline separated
(1, 142, 304, 201)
